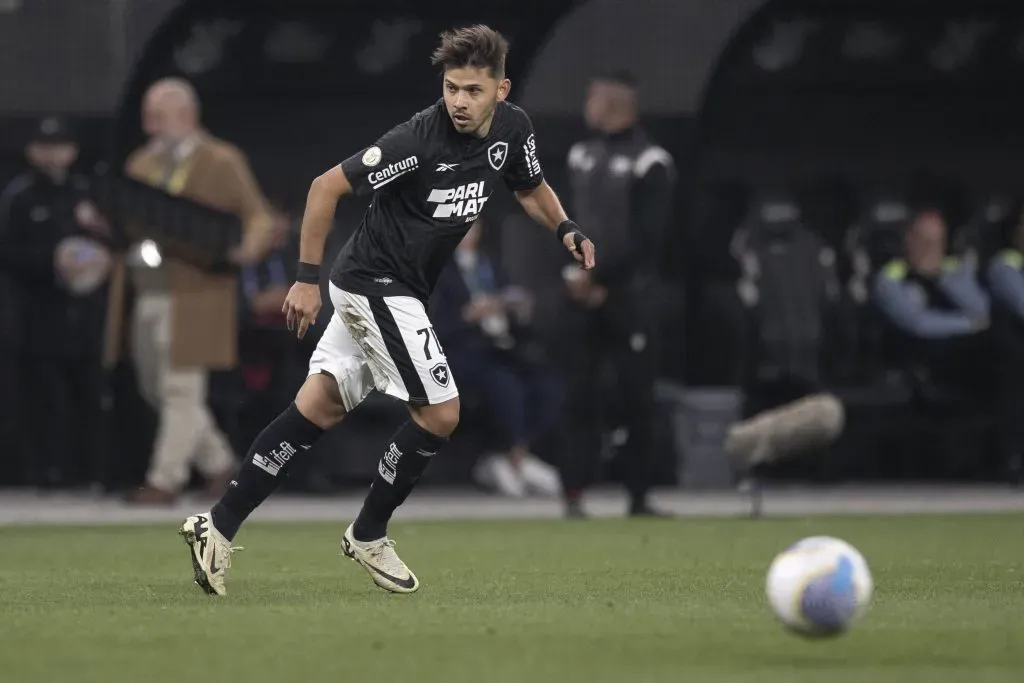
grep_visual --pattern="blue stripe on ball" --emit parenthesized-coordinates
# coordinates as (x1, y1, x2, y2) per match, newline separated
(799, 556, 857, 634)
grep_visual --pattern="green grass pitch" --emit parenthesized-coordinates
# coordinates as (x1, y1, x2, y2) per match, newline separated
(1, 514, 1022, 682)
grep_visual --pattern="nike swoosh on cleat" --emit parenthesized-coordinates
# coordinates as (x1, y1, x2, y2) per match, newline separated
(342, 535, 417, 590)
(364, 562, 417, 590)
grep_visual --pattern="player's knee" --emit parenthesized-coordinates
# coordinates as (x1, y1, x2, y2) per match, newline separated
(295, 372, 347, 430)
(411, 397, 460, 437)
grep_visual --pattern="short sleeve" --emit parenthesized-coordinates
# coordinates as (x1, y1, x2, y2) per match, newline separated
(502, 111, 544, 192)
(340, 120, 424, 197)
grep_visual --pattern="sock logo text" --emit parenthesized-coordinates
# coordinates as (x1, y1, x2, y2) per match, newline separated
(379, 442, 402, 485)
(252, 441, 298, 477)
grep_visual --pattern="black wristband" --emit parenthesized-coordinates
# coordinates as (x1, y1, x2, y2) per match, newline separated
(556, 219, 578, 241)
(557, 220, 588, 250)
(296, 261, 320, 284)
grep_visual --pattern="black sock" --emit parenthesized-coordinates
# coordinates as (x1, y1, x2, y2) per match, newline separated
(211, 403, 324, 540)
(352, 419, 447, 541)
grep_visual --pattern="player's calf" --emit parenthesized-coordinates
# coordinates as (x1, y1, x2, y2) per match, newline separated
(208, 374, 342, 542)
(349, 398, 458, 544)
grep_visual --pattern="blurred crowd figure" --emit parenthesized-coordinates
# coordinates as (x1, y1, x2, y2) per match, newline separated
(431, 222, 563, 499)
(984, 208, 1024, 480)
(557, 72, 675, 517)
(0, 117, 112, 489)
(109, 78, 276, 505)
(870, 205, 1024, 479)
(873, 209, 990, 394)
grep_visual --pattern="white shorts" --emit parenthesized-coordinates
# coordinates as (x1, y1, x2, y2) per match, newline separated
(308, 283, 459, 410)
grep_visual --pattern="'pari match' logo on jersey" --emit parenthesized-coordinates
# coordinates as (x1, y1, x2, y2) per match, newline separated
(368, 155, 419, 189)
(487, 141, 508, 171)
(427, 181, 490, 219)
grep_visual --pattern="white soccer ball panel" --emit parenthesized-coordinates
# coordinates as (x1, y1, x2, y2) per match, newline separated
(766, 536, 873, 636)
(765, 549, 815, 630)
(790, 536, 873, 613)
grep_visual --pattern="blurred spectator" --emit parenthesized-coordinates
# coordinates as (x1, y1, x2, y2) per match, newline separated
(0, 116, 112, 488)
(731, 197, 842, 414)
(985, 208, 1024, 481)
(241, 210, 293, 330)
(431, 222, 563, 498)
(105, 78, 275, 505)
(873, 209, 990, 394)
(560, 72, 675, 517)
(235, 208, 333, 492)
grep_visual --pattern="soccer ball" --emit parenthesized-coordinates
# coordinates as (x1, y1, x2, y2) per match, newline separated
(765, 536, 873, 638)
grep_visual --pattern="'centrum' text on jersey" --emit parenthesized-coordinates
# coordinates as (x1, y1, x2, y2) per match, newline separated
(331, 98, 544, 303)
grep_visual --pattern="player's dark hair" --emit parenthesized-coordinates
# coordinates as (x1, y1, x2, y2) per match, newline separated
(431, 25, 509, 79)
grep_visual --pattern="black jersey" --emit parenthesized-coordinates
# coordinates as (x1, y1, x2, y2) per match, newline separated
(330, 98, 544, 303)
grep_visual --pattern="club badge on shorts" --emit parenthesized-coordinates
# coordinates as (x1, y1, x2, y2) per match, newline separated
(430, 363, 451, 387)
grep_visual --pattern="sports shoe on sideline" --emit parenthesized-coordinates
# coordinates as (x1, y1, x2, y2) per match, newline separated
(473, 453, 527, 498)
(519, 454, 562, 497)
(178, 513, 242, 596)
(341, 523, 420, 594)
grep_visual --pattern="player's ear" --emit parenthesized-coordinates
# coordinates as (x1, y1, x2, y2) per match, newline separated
(496, 78, 511, 102)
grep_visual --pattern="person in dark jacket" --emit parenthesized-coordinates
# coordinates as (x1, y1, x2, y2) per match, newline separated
(986, 207, 1024, 481)
(873, 209, 990, 393)
(431, 222, 563, 498)
(560, 72, 675, 517)
(0, 117, 112, 488)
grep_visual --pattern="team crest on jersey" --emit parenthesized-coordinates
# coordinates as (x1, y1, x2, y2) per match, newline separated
(429, 363, 451, 387)
(487, 141, 508, 171)
(362, 146, 382, 167)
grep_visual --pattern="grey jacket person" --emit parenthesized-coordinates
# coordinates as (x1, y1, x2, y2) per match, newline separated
(988, 249, 1024, 322)
(873, 257, 988, 339)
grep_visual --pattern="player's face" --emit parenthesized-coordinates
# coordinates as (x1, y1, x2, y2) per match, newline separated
(443, 67, 510, 137)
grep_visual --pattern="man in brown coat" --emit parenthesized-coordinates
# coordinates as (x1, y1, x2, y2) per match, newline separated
(106, 78, 275, 504)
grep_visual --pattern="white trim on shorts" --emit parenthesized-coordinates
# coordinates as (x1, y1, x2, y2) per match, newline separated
(307, 283, 459, 411)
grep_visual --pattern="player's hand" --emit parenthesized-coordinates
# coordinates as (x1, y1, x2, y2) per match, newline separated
(282, 282, 321, 339)
(562, 232, 596, 270)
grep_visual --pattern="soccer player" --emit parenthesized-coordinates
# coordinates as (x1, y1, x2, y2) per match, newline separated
(178, 24, 596, 596)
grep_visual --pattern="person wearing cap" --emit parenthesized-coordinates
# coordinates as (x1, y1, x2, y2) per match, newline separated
(105, 78, 275, 505)
(0, 116, 113, 489)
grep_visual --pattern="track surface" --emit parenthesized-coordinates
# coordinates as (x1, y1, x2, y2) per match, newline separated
(1, 484, 1021, 525)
